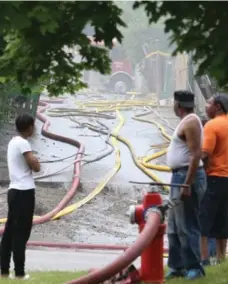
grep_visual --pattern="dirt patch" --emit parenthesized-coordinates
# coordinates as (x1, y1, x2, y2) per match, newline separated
(0, 183, 143, 244)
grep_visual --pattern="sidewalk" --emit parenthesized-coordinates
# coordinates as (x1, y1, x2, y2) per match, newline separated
(24, 248, 139, 272)
(22, 248, 167, 272)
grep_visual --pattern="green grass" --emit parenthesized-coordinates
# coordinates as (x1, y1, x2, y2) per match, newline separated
(1, 263, 228, 284)
(168, 262, 228, 284)
(0, 271, 86, 284)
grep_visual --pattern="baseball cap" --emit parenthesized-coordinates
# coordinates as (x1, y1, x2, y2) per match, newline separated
(174, 90, 195, 108)
(214, 93, 228, 113)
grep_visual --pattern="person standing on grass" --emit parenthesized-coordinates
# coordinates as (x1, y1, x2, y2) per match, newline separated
(0, 113, 40, 279)
(166, 90, 206, 280)
(200, 118, 217, 264)
(200, 94, 228, 265)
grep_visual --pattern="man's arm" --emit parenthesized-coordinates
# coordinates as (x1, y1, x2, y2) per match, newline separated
(183, 118, 202, 185)
(202, 122, 216, 170)
(24, 152, 40, 172)
(201, 153, 209, 170)
(19, 140, 40, 172)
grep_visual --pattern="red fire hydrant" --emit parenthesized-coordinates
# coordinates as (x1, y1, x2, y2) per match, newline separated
(129, 188, 166, 284)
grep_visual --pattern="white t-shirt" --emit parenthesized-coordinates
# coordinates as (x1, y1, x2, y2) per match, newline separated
(7, 136, 35, 190)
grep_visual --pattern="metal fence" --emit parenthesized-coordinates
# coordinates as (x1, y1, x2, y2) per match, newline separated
(0, 87, 40, 124)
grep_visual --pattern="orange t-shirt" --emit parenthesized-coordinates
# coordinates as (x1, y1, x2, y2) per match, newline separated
(202, 114, 228, 176)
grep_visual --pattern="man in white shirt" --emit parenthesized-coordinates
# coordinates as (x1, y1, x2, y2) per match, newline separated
(0, 113, 40, 279)
(166, 91, 206, 280)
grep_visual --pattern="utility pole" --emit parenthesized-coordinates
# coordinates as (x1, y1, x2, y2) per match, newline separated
(188, 54, 204, 117)
(187, 53, 195, 93)
(155, 39, 161, 102)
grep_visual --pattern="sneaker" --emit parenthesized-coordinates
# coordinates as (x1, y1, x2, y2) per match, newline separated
(10, 274, 30, 280)
(201, 259, 210, 266)
(216, 260, 222, 265)
(1, 274, 10, 279)
(165, 269, 185, 279)
(185, 269, 204, 280)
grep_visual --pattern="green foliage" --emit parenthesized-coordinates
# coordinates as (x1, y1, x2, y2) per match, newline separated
(134, 1, 228, 89)
(0, 1, 125, 96)
(2, 1, 228, 95)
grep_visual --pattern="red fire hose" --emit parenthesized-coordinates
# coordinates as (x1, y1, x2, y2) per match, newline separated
(27, 241, 128, 251)
(0, 99, 84, 234)
(26, 241, 168, 253)
(33, 101, 84, 225)
(65, 211, 161, 284)
(0, 97, 169, 269)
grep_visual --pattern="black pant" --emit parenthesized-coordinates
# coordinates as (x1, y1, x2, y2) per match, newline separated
(0, 188, 35, 276)
(200, 176, 228, 238)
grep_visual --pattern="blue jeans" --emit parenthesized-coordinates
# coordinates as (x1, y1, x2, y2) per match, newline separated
(167, 167, 206, 271)
(208, 238, 216, 257)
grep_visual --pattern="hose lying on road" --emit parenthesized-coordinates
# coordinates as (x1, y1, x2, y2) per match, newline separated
(34, 125, 114, 180)
(76, 99, 158, 109)
(27, 241, 129, 251)
(0, 98, 172, 259)
(26, 240, 169, 255)
(38, 105, 172, 228)
(75, 120, 170, 191)
(38, 104, 172, 221)
(66, 100, 172, 178)
(65, 211, 161, 284)
(132, 109, 171, 142)
(132, 109, 171, 173)
(51, 110, 124, 221)
(47, 108, 116, 119)
(0, 104, 123, 224)
(30, 102, 84, 225)
(74, 103, 172, 177)
(75, 99, 159, 113)
(153, 109, 175, 131)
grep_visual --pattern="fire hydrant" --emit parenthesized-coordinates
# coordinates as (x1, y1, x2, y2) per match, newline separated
(129, 187, 166, 284)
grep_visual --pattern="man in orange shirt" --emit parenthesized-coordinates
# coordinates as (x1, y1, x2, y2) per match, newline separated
(200, 93, 228, 265)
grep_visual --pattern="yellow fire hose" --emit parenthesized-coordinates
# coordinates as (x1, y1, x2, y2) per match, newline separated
(68, 118, 171, 192)
(0, 111, 124, 224)
(0, 100, 173, 223)
(132, 113, 171, 172)
(52, 110, 124, 220)
(76, 99, 158, 113)
(50, 108, 172, 220)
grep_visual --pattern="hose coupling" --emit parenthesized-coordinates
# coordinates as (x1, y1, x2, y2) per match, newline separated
(129, 205, 136, 224)
(144, 206, 162, 222)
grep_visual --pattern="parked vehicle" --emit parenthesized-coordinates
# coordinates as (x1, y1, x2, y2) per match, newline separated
(87, 36, 134, 93)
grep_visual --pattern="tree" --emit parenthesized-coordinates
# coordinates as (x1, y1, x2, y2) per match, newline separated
(134, 1, 228, 90)
(0, 1, 125, 96)
(2, 1, 228, 96)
